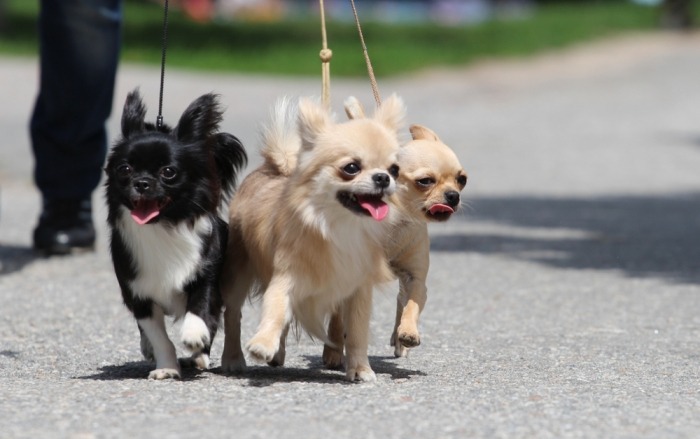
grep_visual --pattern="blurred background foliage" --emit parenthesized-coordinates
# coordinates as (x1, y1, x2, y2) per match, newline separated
(0, 0, 695, 77)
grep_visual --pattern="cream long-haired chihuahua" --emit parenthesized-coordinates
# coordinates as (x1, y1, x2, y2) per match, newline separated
(220, 95, 406, 382)
(321, 97, 468, 369)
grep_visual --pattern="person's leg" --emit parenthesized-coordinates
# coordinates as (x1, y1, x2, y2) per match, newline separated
(30, 0, 121, 254)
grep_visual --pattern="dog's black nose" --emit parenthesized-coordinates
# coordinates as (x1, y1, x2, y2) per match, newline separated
(134, 179, 151, 194)
(445, 190, 460, 207)
(372, 172, 391, 189)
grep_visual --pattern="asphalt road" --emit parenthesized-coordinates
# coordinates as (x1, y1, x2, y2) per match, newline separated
(1, 32, 700, 438)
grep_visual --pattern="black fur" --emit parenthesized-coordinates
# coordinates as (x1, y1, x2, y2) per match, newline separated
(104, 89, 246, 374)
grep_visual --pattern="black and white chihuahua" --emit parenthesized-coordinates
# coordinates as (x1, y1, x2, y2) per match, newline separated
(105, 89, 247, 379)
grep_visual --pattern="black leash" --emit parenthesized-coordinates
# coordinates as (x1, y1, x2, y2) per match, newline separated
(156, 0, 170, 129)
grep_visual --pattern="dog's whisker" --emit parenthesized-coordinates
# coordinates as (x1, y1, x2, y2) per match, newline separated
(460, 200, 475, 213)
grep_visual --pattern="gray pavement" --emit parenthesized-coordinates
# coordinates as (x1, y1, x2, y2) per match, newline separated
(2, 32, 700, 438)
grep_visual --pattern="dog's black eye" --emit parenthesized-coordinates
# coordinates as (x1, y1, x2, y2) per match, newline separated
(160, 167, 177, 181)
(416, 177, 435, 188)
(117, 164, 132, 177)
(457, 174, 467, 186)
(388, 164, 400, 179)
(342, 162, 361, 176)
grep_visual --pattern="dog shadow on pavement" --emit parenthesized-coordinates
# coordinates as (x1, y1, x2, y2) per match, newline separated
(206, 354, 427, 387)
(367, 355, 429, 380)
(78, 360, 209, 381)
(77, 355, 424, 384)
(432, 192, 700, 285)
(0, 244, 39, 276)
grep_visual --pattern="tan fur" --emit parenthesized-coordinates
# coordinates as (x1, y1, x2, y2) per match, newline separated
(220, 95, 406, 382)
(323, 100, 467, 366)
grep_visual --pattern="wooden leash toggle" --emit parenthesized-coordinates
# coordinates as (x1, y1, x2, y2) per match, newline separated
(319, 0, 333, 111)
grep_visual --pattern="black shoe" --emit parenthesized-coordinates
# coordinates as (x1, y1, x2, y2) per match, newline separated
(33, 198, 96, 255)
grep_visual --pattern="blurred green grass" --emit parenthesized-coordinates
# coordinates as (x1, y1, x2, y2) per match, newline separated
(0, 0, 678, 77)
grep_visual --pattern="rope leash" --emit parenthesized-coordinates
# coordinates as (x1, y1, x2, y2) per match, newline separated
(156, 0, 170, 128)
(319, 0, 332, 111)
(318, 0, 381, 109)
(349, 0, 381, 107)
(154, 1, 374, 117)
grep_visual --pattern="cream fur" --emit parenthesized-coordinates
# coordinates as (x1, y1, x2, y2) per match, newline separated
(382, 123, 468, 357)
(221, 96, 406, 381)
(322, 107, 468, 365)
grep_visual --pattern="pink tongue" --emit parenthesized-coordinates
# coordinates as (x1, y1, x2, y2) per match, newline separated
(358, 196, 389, 221)
(428, 204, 455, 215)
(130, 200, 161, 225)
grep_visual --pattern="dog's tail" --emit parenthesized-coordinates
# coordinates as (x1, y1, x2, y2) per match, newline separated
(260, 97, 301, 177)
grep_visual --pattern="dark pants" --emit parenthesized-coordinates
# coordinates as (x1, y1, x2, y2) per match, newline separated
(30, 0, 122, 202)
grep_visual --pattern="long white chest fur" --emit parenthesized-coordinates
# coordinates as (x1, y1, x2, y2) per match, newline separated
(296, 212, 386, 301)
(117, 207, 212, 314)
(328, 220, 382, 292)
(286, 213, 390, 340)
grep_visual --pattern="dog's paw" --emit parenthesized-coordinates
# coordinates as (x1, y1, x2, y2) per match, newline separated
(246, 337, 278, 364)
(393, 329, 419, 358)
(398, 327, 421, 349)
(268, 346, 286, 368)
(394, 344, 409, 358)
(148, 368, 181, 380)
(221, 355, 247, 375)
(322, 345, 344, 370)
(180, 353, 210, 370)
(181, 313, 211, 353)
(345, 365, 376, 383)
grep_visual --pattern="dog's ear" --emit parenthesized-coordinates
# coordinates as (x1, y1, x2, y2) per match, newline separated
(175, 93, 223, 143)
(297, 97, 331, 151)
(121, 89, 147, 138)
(344, 96, 366, 120)
(213, 132, 247, 199)
(373, 94, 405, 136)
(409, 124, 441, 142)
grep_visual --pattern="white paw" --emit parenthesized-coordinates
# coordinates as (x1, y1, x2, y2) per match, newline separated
(192, 353, 210, 370)
(180, 312, 210, 352)
(345, 365, 377, 382)
(148, 368, 181, 380)
(246, 337, 278, 364)
(180, 353, 210, 370)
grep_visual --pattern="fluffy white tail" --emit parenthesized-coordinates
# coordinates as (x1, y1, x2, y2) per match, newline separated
(260, 97, 301, 177)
